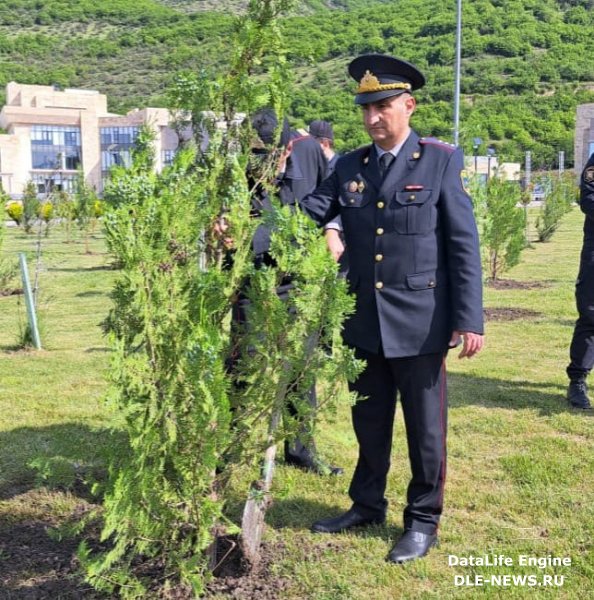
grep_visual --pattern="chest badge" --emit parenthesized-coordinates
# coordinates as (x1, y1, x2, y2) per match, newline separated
(404, 185, 424, 191)
(348, 181, 358, 193)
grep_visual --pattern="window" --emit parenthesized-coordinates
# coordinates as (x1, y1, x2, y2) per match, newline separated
(30, 172, 77, 194)
(30, 125, 81, 171)
(100, 126, 140, 177)
(162, 149, 177, 167)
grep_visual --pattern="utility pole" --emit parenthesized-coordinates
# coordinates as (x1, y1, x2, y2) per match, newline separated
(453, 0, 462, 146)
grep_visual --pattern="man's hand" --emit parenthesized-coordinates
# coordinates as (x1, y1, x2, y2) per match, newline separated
(449, 331, 484, 359)
(277, 140, 293, 175)
(212, 216, 234, 249)
(325, 229, 345, 262)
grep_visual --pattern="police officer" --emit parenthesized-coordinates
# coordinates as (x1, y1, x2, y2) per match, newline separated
(236, 108, 343, 475)
(307, 119, 348, 273)
(299, 54, 484, 563)
(566, 154, 594, 410)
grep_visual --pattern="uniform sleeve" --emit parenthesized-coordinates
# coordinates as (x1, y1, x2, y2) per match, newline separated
(439, 148, 484, 334)
(323, 215, 343, 232)
(298, 170, 341, 227)
(580, 154, 594, 221)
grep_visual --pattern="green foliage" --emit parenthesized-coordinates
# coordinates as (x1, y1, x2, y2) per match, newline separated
(0, 218, 18, 292)
(28, 455, 78, 489)
(5, 201, 23, 226)
(535, 173, 577, 242)
(84, 2, 358, 596)
(472, 174, 526, 281)
(73, 172, 100, 253)
(1, 0, 594, 165)
(21, 182, 40, 234)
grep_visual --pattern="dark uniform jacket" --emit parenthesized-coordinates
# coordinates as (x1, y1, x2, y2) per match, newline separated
(579, 154, 594, 256)
(251, 135, 328, 260)
(574, 154, 594, 304)
(300, 130, 484, 358)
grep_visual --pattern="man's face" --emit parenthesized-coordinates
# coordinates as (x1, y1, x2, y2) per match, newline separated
(361, 93, 416, 150)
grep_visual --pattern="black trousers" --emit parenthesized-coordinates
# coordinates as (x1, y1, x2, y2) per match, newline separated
(230, 281, 318, 463)
(567, 269, 594, 380)
(348, 347, 447, 535)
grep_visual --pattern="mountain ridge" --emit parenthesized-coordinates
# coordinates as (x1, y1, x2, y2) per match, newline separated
(0, 0, 593, 166)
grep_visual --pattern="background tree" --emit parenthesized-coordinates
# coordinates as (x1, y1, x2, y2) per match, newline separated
(535, 173, 577, 242)
(73, 172, 99, 254)
(471, 174, 526, 281)
(21, 181, 40, 234)
(0, 213, 18, 293)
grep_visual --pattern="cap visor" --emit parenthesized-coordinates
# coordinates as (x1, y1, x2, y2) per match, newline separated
(354, 88, 409, 105)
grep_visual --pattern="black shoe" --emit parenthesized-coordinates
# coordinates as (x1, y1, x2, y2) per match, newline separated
(567, 380, 592, 410)
(285, 454, 344, 476)
(311, 508, 385, 533)
(387, 530, 438, 564)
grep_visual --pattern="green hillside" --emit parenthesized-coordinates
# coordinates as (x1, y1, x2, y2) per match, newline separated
(1, 0, 593, 167)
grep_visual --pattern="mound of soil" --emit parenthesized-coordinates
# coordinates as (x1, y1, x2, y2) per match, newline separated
(0, 515, 104, 599)
(0, 288, 23, 297)
(486, 279, 551, 290)
(484, 307, 542, 321)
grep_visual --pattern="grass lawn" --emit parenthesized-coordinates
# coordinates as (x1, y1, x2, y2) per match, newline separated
(1, 210, 593, 599)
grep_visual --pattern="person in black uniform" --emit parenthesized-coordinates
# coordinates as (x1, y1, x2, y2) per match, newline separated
(298, 54, 484, 563)
(230, 108, 343, 475)
(566, 155, 594, 410)
(307, 119, 348, 274)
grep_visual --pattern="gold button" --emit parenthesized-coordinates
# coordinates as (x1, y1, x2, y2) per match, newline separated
(349, 198, 355, 204)
(375, 254, 383, 262)
(377, 201, 385, 209)
(408, 195, 416, 201)
(376, 228, 384, 235)
(428, 280, 436, 287)
(375, 281, 384, 289)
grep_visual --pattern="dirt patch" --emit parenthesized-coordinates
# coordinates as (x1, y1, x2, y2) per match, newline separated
(204, 536, 292, 599)
(486, 279, 552, 290)
(1, 495, 339, 599)
(484, 307, 543, 321)
(0, 515, 105, 599)
(0, 288, 23, 297)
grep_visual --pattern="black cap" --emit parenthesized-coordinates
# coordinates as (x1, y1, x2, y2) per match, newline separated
(308, 120, 334, 141)
(348, 54, 425, 105)
(251, 108, 278, 145)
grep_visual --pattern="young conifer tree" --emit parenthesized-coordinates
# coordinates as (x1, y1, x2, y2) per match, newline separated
(81, 1, 359, 596)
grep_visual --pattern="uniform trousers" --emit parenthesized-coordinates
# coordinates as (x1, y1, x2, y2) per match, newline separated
(230, 279, 318, 463)
(567, 265, 594, 380)
(348, 347, 447, 535)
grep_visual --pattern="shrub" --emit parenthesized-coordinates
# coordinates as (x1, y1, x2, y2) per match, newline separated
(6, 200, 23, 225)
(471, 174, 526, 281)
(21, 181, 40, 233)
(535, 173, 577, 242)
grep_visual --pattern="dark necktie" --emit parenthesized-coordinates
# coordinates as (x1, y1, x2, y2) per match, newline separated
(379, 152, 395, 178)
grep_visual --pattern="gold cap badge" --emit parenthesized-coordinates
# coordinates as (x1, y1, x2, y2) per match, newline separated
(357, 70, 412, 94)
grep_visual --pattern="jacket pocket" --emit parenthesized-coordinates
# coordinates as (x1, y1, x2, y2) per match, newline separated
(392, 190, 433, 234)
(406, 270, 439, 290)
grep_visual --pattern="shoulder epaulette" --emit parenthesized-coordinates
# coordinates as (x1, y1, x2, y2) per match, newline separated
(291, 135, 310, 145)
(419, 137, 457, 153)
(348, 144, 372, 164)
